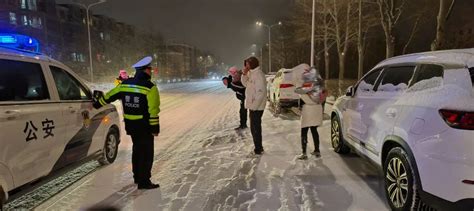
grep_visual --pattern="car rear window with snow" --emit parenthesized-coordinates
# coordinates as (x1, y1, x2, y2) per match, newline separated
(407, 64, 444, 92)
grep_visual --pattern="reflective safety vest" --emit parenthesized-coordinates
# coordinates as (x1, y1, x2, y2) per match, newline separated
(97, 71, 160, 134)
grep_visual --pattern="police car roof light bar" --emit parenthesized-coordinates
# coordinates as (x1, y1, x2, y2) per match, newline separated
(0, 33, 40, 54)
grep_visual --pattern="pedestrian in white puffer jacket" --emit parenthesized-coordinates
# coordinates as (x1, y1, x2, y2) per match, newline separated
(241, 57, 267, 155)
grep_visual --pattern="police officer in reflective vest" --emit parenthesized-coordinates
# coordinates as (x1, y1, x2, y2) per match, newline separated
(94, 56, 160, 189)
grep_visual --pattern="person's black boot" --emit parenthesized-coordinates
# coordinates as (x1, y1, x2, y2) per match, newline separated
(311, 150, 321, 157)
(138, 182, 160, 189)
(301, 136, 308, 155)
(297, 153, 308, 160)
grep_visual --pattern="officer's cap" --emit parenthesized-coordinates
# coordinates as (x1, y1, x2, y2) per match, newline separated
(132, 56, 153, 71)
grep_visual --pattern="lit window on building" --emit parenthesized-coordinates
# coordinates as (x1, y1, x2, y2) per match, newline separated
(21, 0, 26, 9)
(9, 12, 17, 25)
(22, 15, 28, 26)
(27, 0, 37, 11)
(30, 17, 42, 29)
(100, 32, 104, 40)
(71, 53, 77, 62)
(79, 54, 85, 62)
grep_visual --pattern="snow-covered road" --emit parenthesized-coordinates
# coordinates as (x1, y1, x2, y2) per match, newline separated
(24, 81, 388, 210)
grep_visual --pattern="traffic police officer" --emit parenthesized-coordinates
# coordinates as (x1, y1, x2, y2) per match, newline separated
(94, 56, 160, 189)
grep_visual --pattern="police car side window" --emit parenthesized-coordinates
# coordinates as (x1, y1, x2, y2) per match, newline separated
(50, 66, 91, 101)
(0, 59, 49, 102)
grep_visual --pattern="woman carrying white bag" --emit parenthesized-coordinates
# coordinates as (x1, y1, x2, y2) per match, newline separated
(293, 65, 327, 160)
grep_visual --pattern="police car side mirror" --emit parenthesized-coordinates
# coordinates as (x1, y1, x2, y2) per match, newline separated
(93, 90, 104, 100)
(345, 86, 354, 97)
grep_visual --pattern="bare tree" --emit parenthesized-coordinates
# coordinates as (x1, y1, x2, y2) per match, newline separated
(286, 0, 336, 79)
(431, 0, 456, 50)
(357, 0, 379, 79)
(402, 14, 422, 54)
(322, 0, 332, 80)
(376, 0, 407, 58)
(329, 0, 358, 80)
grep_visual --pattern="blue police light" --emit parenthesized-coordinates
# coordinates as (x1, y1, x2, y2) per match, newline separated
(0, 33, 40, 53)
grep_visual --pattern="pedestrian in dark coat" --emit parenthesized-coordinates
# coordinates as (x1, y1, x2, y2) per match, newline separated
(222, 66, 247, 130)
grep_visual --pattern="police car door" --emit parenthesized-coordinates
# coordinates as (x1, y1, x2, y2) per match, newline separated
(0, 58, 64, 187)
(49, 66, 96, 169)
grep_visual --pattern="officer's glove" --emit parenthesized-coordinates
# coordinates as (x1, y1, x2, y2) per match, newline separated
(151, 124, 160, 135)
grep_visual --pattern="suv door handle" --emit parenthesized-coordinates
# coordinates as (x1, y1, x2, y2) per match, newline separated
(385, 108, 397, 118)
(68, 106, 77, 114)
(4, 110, 20, 120)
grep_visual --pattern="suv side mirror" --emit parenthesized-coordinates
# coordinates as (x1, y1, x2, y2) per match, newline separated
(345, 86, 354, 97)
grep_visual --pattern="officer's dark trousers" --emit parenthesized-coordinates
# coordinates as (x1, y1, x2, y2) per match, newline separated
(250, 110, 264, 153)
(130, 133, 154, 184)
(301, 126, 320, 154)
(240, 100, 248, 127)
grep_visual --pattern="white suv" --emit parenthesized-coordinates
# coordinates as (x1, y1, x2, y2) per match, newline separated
(0, 34, 121, 209)
(331, 49, 474, 210)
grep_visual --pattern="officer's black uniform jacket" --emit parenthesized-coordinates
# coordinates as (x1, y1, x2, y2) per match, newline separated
(96, 71, 160, 135)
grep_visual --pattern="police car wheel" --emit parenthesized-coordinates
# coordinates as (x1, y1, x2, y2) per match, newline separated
(99, 128, 119, 165)
(0, 187, 5, 211)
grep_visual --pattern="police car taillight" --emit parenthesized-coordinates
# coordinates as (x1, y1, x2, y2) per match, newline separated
(0, 33, 40, 53)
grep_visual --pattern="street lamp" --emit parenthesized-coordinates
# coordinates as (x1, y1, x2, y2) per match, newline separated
(72, 0, 107, 82)
(310, 0, 315, 67)
(256, 21, 282, 73)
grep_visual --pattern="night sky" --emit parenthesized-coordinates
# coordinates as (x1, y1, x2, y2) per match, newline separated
(89, 0, 293, 67)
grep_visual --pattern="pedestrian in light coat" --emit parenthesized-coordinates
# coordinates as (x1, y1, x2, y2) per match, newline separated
(241, 57, 267, 155)
(294, 66, 325, 160)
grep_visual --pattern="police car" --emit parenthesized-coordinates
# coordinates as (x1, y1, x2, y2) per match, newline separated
(0, 33, 121, 208)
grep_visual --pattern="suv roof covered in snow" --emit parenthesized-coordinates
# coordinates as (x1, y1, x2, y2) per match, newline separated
(375, 48, 474, 70)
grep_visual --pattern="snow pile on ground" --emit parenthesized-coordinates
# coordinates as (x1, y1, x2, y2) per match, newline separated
(5, 161, 99, 210)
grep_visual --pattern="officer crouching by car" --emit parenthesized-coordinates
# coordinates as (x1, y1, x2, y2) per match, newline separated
(94, 56, 161, 189)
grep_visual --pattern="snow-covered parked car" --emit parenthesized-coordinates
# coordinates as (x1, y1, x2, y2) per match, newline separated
(0, 34, 121, 209)
(330, 48, 474, 210)
(269, 68, 299, 112)
(265, 74, 275, 101)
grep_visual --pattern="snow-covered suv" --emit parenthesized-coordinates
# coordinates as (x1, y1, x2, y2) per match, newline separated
(331, 49, 474, 210)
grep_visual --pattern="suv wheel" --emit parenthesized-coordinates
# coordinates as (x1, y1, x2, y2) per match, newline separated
(331, 116, 350, 154)
(98, 128, 119, 165)
(384, 147, 421, 210)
